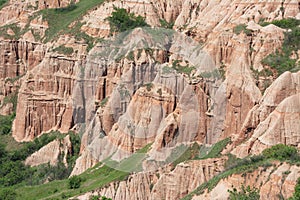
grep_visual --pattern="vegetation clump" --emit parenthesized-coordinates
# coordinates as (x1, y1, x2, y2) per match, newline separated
(260, 18, 300, 29)
(228, 185, 260, 200)
(53, 45, 74, 55)
(106, 7, 149, 33)
(68, 175, 82, 189)
(0, 0, 7, 9)
(0, 114, 15, 135)
(40, 0, 105, 42)
(159, 19, 174, 29)
(181, 144, 300, 200)
(262, 18, 300, 77)
(0, 131, 80, 187)
(289, 178, 300, 200)
(172, 60, 196, 76)
(262, 143, 298, 161)
(233, 24, 252, 36)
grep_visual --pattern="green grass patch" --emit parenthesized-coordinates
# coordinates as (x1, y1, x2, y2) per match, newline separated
(12, 164, 128, 200)
(199, 68, 225, 80)
(172, 60, 196, 76)
(167, 143, 200, 167)
(40, 0, 105, 42)
(52, 45, 74, 55)
(199, 138, 231, 159)
(233, 24, 252, 36)
(0, 143, 153, 199)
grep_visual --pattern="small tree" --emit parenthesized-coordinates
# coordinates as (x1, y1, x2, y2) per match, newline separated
(68, 175, 82, 189)
(106, 7, 148, 33)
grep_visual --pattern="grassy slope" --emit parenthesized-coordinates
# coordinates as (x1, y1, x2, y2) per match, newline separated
(40, 0, 104, 42)
(16, 164, 128, 200)
(10, 143, 152, 199)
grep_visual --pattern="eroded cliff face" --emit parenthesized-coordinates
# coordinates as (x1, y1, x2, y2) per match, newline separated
(0, 0, 299, 199)
(75, 158, 226, 200)
(193, 162, 300, 200)
(0, 40, 46, 114)
(25, 135, 71, 167)
(12, 54, 80, 141)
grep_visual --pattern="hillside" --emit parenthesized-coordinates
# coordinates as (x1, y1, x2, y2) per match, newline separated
(0, 0, 299, 199)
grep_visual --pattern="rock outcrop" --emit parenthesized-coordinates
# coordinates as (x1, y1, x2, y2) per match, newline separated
(75, 158, 226, 200)
(0, 0, 299, 199)
(232, 71, 300, 157)
(193, 162, 300, 200)
(25, 135, 72, 167)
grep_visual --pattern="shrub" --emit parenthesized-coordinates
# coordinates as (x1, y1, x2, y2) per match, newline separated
(228, 185, 260, 200)
(0, 114, 15, 135)
(101, 196, 112, 200)
(0, 160, 32, 186)
(262, 144, 298, 161)
(90, 196, 100, 200)
(172, 60, 196, 76)
(68, 175, 82, 189)
(0, 188, 17, 200)
(233, 24, 252, 36)
(143, 83, 153, 91)
(159, 19, 174, 29)
(106, 7, 149, 33)
(53, 45, 74, 55)
(289, 178, 300, 200)
(261, 19, 300, 77)
(67, 132, 81, 171)
(260, 18, 300, 29)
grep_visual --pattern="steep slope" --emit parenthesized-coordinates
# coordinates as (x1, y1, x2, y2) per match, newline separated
(0, 0, 299, 199)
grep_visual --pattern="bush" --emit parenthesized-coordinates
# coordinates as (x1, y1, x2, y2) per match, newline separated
(101, 197, 112, 200)
(290, 178, 300, 200)
(261, 18, 300, 29)
(172, 60, 196, 76)
(0, 114, 15, 135)
(68, 175, 82, 189)
(228, 185, 260, 200)
(0, 160, 32, 186)
(67, 132, 81, 171)
(159, 19, 174, 29)
(262, 144, 298, 161)
(261, 19, 300, 77)
(53, 45, 74, 55)
(106, 7, 149, 33)
(0, 188, 17, 200)
(233, 24, 252, 36)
